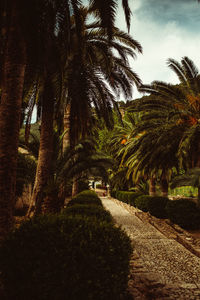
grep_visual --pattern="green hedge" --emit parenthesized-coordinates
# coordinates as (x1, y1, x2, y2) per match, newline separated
(0, 215, 132, 300)
(165, 199, 200, 230)
(148, 196, 169, 219)
(67, 190, 102, 207)
(115, 191, 143, 205)
(134, 195, 151, 212)
(62, 204, 113, 223)
(76, 190, 99, 198)
(110, 190, 116, 198)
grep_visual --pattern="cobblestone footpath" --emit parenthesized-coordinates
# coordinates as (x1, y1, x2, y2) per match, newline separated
(100, 197, 200, 300)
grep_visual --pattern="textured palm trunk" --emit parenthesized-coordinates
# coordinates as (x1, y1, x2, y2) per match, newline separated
(72, 177, 79, 196)
(0, 4, 26, 239)
(149, 176, 156, 196)
(31, 80, 54, 215)
(63, 104, 71, 150)
(197, 186, 200, 207)
(63, 103, 79, 197)
(160, 172, 168, 197)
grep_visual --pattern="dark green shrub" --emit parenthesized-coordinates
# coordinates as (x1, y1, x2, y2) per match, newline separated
(115, 191, 129, 203)
(67, 190, 103, 207)
(77, 189, 98, 198)
(127, 192, 143, 206)
(77, 179, 89, 193)
(165, 199, 200, 230)
(148, 196, 169, 218)
(135, 195, 151, 212)
(115, 191, 143, 206)
(68, 196, 102, 207)
(62, 204, 113, 223)
(110, 189, 116, 198)
(0, 215, 132, 300)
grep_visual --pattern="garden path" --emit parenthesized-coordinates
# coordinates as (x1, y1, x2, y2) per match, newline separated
(100, 196, 200, 300)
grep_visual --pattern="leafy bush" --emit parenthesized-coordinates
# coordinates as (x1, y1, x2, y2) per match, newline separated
(165, 199, 200, 230)
(0, 214, 132, 300)
(134, 195, 151, 212)
(75, 190, 99, 198)
(110, 189, 116, 198)
(148, 196, 169, 218)
(67, 190, 103, 207)
(127, 192, 143, 206)
(115, 191, 129, 203)
(68, 196, 102, 207)
(77, 179, 89, 193)
(115, 191, 143, 206)
(62, 204, 113, 223)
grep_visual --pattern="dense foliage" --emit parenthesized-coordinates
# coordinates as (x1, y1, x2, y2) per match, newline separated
(115, 191, 143, 205)
(0, 213, 132, 300)
(148, 196, 169, 219)
(165, 199, 200, 229)
(62, 204, 114, 223)
(67, 190, 103, 207)
(134, 195, 151, 212)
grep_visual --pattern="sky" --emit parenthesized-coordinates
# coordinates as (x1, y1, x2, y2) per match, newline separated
(116, 0, 200, 100)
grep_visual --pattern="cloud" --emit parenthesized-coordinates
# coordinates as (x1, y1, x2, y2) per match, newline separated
(116, 0, 200, 100)
(135, 0, 200, 31)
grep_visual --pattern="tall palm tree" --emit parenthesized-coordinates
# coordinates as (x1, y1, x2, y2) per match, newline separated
(0, 0, 70, 237)
(0, 0, 132, 237)
(60, 5, 142, 197)
(64, 5, 142, 147)
(0, 1, 27, 238)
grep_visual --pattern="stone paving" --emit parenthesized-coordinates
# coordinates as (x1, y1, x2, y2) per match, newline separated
(100, 197, 200, 300)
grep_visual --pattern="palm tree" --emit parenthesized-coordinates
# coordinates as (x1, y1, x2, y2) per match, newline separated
(137, 57, 200, 168)
(0, 0, 132, 237)
(64, 5, 142, 146)
(123, 57, 200, 196)
(0, 1, 27, 238)
(60, 5, 142, 196)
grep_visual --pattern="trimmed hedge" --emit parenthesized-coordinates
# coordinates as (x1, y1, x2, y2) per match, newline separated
(62, 204, 113, 223)
(67, 190, 103, 207)
(148, 196, 169, 219)
(76, 190, 99, 198)
(115, 191, 143, 206)
(165, 199, 200, 230)
(0, 215, 132, 300)
(110, 190, 116, 198)
(134, 195, 151, 212)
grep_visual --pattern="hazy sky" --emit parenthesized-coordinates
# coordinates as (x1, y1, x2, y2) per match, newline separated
(116, 0, 200, 99)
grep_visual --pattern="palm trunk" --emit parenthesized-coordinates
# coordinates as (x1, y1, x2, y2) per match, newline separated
(72, 176, 79, 196)
(149, 176, 156, 196)
(31, 80, 54, 215)
(197, 186, 200, 207)
(0, 3, 26, 239)
(63, 104, 71, 150)
(63, 103, 79, 197)
(160, 172, 168, 197)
